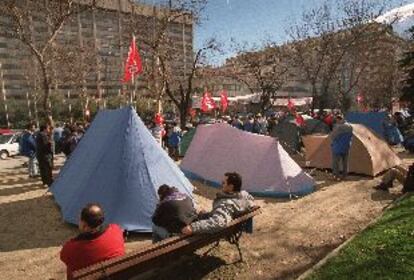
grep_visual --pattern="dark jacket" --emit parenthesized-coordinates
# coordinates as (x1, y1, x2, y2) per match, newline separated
(152, 192, 197, 233)
(36, 131, 53, 158)
(168, 131, 181, 148)
(20, 131, 36, 158)
(331, 122, 353, 155)
(61, 133, 80, 156)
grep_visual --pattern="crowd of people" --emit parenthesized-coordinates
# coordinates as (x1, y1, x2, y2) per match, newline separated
(15, 117, 257, 277)
(19, 121, 89, 187)
(13, 108, 414, 278)
(142, 109, 340, 161)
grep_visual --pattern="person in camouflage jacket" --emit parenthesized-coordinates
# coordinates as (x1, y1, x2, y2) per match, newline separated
(181, 172, 254, 235)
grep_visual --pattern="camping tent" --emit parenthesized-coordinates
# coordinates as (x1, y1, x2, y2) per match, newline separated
(50, 107, 194, 232)
(270, 117, 330, 154)
(302, 124, 401, 176)
(270, 117, 302, 154)
(345, 111, 403, 145)
(345, 112, 387, 137)
(181, 123, 315, 197)
(179, 127, 196, 157)
(303, 119, 330, 135)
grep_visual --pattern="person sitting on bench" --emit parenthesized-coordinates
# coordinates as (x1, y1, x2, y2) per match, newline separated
(60, 203, 125, 279)
(152, 184, 198, 242)
(181, 172, 254, 235)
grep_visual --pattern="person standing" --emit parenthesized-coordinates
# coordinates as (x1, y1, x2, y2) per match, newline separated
(330, 115, 353, 181)
(152, 122, 165, 147)
(231, 115, 243, 130)
(167, 123, 182, 161)
(61, 125, 81, 158)
(53, 123, 64, 154)
(243, 115, 254, 132)
(36, 123, 54, 187)
(20, 122, 39, 177)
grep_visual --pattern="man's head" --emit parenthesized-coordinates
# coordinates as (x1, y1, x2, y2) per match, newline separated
(27, 122, 36, 132)
(335, 115, 344, 124)
(40, 123, 52, 134)
(79, 203, 105, 233)
(157, 184, 178, 201)
(222, 172, 242, 193)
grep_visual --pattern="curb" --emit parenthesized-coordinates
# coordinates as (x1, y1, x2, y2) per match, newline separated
(296, 192, 410, 280)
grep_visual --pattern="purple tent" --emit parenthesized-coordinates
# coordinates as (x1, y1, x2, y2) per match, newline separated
(181, 123, 315, 197)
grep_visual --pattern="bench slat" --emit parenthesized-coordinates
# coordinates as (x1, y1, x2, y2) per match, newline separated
(73, 206, 261, 280)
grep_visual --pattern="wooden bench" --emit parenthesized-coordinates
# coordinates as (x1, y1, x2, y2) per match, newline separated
(72, 206, 261, 280)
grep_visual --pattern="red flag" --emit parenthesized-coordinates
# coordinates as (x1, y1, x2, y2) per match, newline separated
(122, 35, 143, 83)
(188, 108, 196, 118)
(154, 113, 164, 125)
(295, 113, 305, 127)
(287, 98, 295, 111)
(323, 114, 334, 126)
(356, 93, 364, 104)
(220, 90, 229, 112)
(201, 92, 217, 112)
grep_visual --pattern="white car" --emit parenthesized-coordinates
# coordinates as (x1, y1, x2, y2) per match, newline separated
(0, 133, 20, 159)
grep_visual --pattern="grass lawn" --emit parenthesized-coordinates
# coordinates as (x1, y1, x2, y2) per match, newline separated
(307, 193, 414, 280)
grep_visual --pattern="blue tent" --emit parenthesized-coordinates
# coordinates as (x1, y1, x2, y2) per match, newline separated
(346, 111, 403, 145)
(50, 107, 194, 232)
(346, 112, 387, 138)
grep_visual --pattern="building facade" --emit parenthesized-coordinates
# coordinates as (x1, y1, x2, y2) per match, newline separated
(0, 0, 194, 99)
(201, 23, 407, 111)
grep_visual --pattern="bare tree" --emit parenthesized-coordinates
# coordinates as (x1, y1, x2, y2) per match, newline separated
(0, 0, 96, 117)
(124, 0, 209, 127)
(222, 44, 290, 113)
(162, 39, 219, 128)
(286, 0, 394, 111)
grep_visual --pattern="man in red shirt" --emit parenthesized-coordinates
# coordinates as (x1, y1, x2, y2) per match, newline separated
(60, 203, 125, 279)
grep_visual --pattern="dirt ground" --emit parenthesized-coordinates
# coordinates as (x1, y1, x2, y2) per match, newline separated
(0, 151, 411, 280)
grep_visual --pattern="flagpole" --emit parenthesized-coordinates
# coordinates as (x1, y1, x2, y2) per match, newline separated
(118, 89, 122, 109)
(131, 72, 134, 107)
(123, 33, 142, 110)
(131, 34, 136, 109)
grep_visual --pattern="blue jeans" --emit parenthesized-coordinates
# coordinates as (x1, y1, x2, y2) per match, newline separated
(152, 224, 172, 243)
(28, 156, 39, 177)
(332, 152, 349, 178)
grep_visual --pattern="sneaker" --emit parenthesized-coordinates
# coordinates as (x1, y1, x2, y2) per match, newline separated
(332, 176, 341, 181)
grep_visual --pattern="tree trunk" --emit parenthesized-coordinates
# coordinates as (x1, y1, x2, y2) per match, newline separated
(40, 61, 52, 120)
(311, 83, 317, 112)
(179, 102, 187, 130)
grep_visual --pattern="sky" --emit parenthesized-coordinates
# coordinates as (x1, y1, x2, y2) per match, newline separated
(140, 0, 413, 65)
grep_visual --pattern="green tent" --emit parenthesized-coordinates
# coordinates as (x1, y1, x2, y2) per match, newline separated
(179, 127, 197, 157)
(270, 120, 302, 154)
